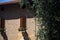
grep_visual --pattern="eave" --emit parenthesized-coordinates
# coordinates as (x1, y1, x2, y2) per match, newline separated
(0, 0, 20, 5)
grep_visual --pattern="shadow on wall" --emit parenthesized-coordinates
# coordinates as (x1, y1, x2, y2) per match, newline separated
(22, 31, 30, 40)
(0, 19, 8, 40)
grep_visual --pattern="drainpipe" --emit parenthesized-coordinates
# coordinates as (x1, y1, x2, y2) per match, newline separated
(19, 17, 26, 31)
(0, 18, 8, 40)
(0, 18, 5, 32)
(0, 18, 1, 31)
(18, 17, 30, 40)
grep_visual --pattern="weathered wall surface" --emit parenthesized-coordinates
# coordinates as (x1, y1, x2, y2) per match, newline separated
(0, 4, 36, 40)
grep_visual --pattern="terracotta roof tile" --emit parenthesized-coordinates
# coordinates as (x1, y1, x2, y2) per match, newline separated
(0, 0, 20, 5)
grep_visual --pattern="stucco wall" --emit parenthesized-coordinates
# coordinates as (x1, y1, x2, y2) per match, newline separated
(0, 4, 36, 40)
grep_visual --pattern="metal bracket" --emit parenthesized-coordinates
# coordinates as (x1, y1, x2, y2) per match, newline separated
(18, 27, 26, 31)
(0, 28, 6, 32)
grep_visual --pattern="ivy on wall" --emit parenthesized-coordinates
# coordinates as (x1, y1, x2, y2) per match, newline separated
(19, 0, 60, 40)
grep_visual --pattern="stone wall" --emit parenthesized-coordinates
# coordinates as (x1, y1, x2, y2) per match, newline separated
(0, 4, 36, 40)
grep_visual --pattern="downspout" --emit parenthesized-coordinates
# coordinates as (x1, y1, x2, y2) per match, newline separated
(18, 17, 30, 40)
(0, 18, 8, 40)
(19, 17, 26, 31)
(18, 0, 30, 39)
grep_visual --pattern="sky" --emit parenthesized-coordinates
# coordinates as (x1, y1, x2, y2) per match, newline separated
(0, 0, 12, 3)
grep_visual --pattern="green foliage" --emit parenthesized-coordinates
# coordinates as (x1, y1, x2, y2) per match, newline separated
(20, 0, 60, 40)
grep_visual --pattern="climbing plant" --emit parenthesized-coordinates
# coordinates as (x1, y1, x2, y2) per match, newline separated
(20, 0, 60, 40)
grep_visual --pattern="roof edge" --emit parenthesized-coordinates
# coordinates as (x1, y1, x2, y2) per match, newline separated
(0, 0, 20, 5)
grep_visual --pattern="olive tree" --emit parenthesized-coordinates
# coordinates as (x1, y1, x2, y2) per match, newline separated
(20, 0, 60, 40)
